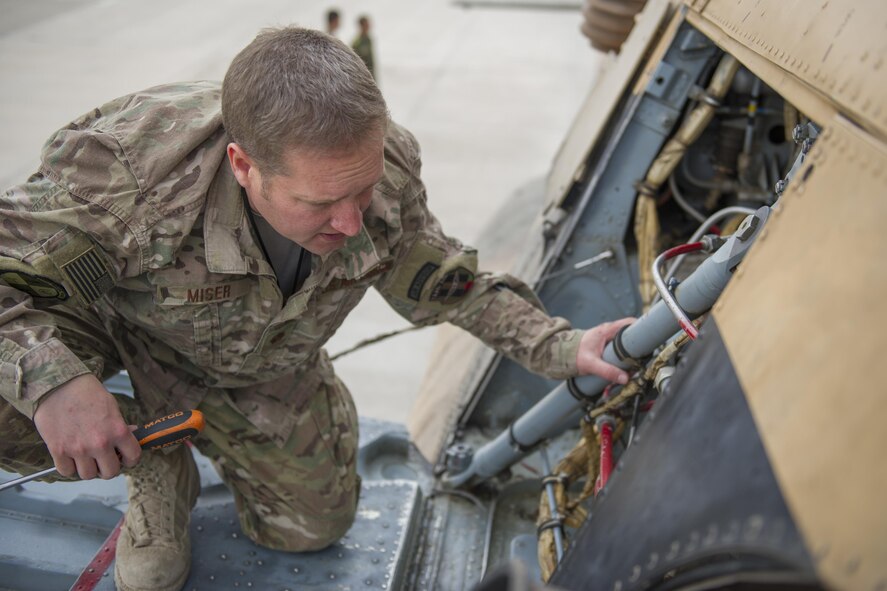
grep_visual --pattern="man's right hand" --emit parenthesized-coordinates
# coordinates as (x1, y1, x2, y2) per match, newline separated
(33, 374, 141, 480)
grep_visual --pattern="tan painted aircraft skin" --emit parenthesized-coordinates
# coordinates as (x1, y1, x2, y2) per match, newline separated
(691, 2, 887, 590)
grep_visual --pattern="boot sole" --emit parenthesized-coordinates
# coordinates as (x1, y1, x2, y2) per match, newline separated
(114, 559, 190, 591)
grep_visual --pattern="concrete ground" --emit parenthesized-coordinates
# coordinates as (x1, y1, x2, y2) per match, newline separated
(0, 0, 602, 423)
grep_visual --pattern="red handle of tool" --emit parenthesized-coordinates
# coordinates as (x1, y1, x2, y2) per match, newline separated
(132, 410, 205, 450)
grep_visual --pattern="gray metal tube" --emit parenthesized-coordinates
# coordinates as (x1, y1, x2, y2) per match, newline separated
(445, 207, 769, 487)
(0, 466, 57, 493)
(662, 205, 756, 287)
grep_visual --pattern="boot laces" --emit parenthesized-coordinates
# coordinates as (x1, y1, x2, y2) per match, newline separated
(128, 461, 177, 545)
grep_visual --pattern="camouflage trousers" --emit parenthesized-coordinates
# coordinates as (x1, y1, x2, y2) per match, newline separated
(193, 374, 360, 551)
(0, 371, 360, 553)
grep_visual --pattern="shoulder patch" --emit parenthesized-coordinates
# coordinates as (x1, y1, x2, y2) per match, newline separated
(0, 270, 68, 301)
(429, 267, 474, 304)
(383, 237, 478, 312)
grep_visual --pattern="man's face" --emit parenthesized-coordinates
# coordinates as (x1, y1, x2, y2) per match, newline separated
(229, 134, 384, 256)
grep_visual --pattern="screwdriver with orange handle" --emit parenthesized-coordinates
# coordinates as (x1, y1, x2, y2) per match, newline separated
(0, 409, 205, 493)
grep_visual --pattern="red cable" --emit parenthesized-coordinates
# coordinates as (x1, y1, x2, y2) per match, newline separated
(662, 241, 704, 260)
(679, 319, 699, 340)
(658, 241, 704, 340)
(595, 421, 615, 495)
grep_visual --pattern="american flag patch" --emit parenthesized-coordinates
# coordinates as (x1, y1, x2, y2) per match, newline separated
(61, 248, 113, 305)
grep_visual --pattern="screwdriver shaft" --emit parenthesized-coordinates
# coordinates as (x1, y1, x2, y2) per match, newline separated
(0, 466, 58, 492)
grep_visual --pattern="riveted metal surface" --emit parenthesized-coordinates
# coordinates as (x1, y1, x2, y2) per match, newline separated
(0, 506, 119, 591)
(0, 414, 420, 591)
(713, 118, 887, 591)
(87, 480, 422, 591)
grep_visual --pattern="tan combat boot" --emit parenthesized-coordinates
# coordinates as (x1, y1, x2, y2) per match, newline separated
(114, 444, 200, 591)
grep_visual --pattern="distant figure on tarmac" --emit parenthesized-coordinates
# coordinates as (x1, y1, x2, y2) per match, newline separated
(351, 15, 376, 79)
(326, 8, 340, 36)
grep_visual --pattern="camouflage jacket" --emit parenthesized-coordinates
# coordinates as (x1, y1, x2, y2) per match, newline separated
(0, 82, 582, 444)
(351, 34, 374, 78)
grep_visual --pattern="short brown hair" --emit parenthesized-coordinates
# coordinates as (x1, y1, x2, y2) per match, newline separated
(222, 27, 388, 176)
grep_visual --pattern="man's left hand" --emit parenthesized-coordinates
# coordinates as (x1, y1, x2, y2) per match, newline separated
(575, 318, 636, 385)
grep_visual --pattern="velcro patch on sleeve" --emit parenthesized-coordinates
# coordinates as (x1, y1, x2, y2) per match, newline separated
(2, 231, 116, 306)
(44, 231, 117, 307)
(61, 248, 114, 305)
(0, 268, 68, 301)
(408, 262, 439, 301)
(429, 267, 474, 304)
(388, 238, 478, 312)
(0, 252, 72, 302)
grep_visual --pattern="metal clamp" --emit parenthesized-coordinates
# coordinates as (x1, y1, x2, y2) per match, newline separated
(689, 84, 722, 108)
(541, 474, 569, 489)
(508, 422, 534, 453)
(537, 517, 565, 535)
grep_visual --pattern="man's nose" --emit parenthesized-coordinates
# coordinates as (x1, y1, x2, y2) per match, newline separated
(330, 198, 363, 236)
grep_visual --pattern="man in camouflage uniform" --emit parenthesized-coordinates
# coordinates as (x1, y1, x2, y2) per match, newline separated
(0, 27, 631, 591)
(351, 15, 376, 79)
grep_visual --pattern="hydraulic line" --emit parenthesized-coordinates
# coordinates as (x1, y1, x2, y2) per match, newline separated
(668, 173, 707, 223)
(536, 420, 598, 582)
(662, 205, 756, 286)
(444, 207, 768, 488)
(536, 340, 686, 580)
(480, 496, 497, 583)
(641, 55, 740, 198)
(634, 55, 740, 306)
(588, 335, 688, 424)
(539, 447, 566, 561)
(652, 242, 706, 339)
(679, 157, 769, 197)
(654, 366, 675, 394)
(743, 78, 763, 154)
(715, 121, 745, 177)
(627, 396, 641, 448)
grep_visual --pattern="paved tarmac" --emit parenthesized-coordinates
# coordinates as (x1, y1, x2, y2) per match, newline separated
(0, 0, 603, 423)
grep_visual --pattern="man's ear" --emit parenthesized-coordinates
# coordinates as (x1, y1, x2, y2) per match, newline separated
(227, 142, 257, 188)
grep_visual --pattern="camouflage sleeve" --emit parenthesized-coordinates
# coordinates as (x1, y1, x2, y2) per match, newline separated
(374, 128, 582, 380)
(0, 174, 132, 418)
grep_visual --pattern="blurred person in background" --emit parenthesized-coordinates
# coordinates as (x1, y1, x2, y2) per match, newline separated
(351, 15, 376, 79)
(326, 8, 340, 35)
